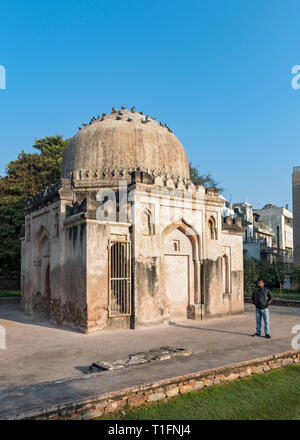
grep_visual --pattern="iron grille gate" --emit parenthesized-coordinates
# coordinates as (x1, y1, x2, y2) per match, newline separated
(108, 240, 131, 317)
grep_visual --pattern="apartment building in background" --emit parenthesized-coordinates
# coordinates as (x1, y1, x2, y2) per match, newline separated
(224, 201, 293, 266)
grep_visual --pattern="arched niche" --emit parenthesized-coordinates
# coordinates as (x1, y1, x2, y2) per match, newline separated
(161, 219, 201, 318)
(32, 225, 51, 314)
(208, 216, 217, 239)
(221, 254, 230, 294)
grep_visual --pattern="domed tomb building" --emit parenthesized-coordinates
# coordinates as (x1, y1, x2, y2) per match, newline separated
(21, 108, 244, 332)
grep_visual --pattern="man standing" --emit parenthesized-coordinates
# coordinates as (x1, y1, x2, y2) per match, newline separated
(251, 278, 272, 338)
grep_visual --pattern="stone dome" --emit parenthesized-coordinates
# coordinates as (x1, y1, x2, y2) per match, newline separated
(61, 108, 190, 182)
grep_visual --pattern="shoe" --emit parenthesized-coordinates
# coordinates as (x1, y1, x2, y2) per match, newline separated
(252, 333, 260, 337)
(265, 334, 271, 339)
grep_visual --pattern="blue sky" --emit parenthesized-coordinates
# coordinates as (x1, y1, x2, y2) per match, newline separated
(1, 0, 300, 209)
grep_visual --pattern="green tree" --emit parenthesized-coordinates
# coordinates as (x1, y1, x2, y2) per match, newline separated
(243, 256, 292, 299)
(0, 135, 69, 276)
(189, 163, 223, 192)
(243, 257, 259, 296)
(291, 265, 300, 289)
(273, 258, 287, 297)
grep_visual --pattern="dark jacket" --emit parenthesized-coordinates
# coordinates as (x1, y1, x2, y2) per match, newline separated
(251, 287, 272, 309)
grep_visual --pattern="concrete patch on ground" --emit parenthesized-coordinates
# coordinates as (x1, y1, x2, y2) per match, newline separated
(89, 347, 192, 372)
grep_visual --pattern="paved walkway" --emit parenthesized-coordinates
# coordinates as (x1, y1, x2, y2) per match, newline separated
(0, 303, 299, 390)
(0, 303, 299, 419)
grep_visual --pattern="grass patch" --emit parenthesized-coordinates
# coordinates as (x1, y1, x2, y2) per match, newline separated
(245, 289, 300, 301)
(0, 289, 20, 297)
(99, 364, 300, 420)
(272, 289, 300, 301)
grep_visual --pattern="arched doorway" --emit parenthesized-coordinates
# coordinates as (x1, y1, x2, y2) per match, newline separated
(33, 226, 50, 316)
(162, 220, 200, 319)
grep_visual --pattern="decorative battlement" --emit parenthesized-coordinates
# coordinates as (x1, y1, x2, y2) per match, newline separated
(66, 199, 87, 217)
(222, 216, 243, 233)
(67, 167, 197, 191)
(206, 187, 219, 196)
(24, 181, 62, 214)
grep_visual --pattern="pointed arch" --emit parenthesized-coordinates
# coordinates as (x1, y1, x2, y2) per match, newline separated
(141, 207, 154, 235)
(208, 215, 217, 239)
(162, 218, 202, 311)
(54, 212, 59, 237)
(221, 253, 230, 294)
(32, 225, 51, 315)
(162, 217, 201, 261)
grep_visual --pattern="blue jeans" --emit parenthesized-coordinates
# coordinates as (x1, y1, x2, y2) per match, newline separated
(256, 307, 270, 335)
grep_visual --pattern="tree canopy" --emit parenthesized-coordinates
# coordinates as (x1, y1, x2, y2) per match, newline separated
(0, 136, 69, 275)
(189, 163, 223, 192)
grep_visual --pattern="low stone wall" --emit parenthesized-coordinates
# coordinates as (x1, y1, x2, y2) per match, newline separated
(0, 277, 19, 290)
(29, 349, 300, 420)
(0, 296, 20, 305)
(244, 296, 300, 307)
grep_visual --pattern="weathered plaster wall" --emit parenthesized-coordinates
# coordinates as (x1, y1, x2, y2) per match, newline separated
(293, 169, 300, 266)
(131, 185, 244, 326)
(85, 221, 131, 332)
(221, 231, 244, 315)
(54, 218, 87, 331)
(85, 221, 109, 331)
(21, 188, 88, 332)
(21, 202, 60, 316)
